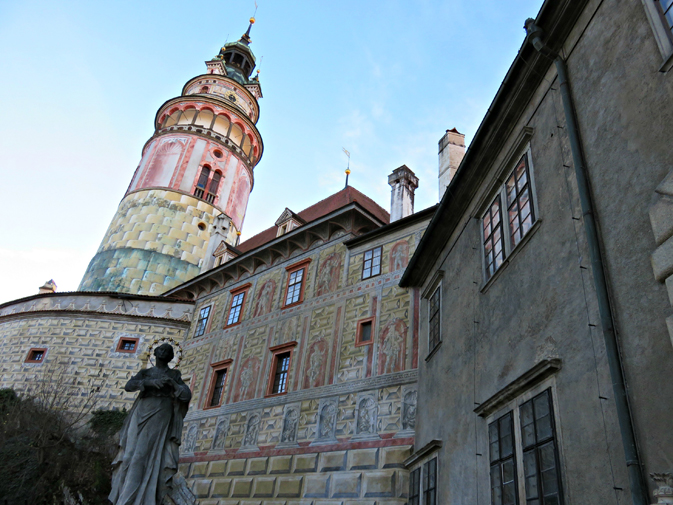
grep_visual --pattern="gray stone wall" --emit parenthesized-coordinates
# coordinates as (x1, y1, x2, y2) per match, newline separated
(411, 0, 673, 503)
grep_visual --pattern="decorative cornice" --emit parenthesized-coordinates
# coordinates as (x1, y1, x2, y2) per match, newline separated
(474, 358, 562, 417)
(404, 439, 443, 468)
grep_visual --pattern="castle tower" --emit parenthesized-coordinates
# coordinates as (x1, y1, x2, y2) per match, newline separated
(80, 20, 264, 295)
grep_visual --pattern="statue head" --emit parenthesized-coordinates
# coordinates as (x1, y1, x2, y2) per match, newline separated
(154, 343, 175, 363)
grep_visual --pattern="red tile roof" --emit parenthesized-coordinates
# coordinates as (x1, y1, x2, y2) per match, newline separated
(237, 186, 390, 253)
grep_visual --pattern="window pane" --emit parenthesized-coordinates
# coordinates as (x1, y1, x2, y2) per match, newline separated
(364, 250, 373, 260)
(360, 321, 372, 342)
(503, 481, 516, 505)
(523, 451, 539, 500)
(208, 172, 222, 193)
(661, 0, 673, 11)
(499, 415, 513, 458)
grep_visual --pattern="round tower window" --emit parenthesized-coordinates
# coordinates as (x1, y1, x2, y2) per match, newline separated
(213, 150, 223, 158)
(198, 222, 206, 231)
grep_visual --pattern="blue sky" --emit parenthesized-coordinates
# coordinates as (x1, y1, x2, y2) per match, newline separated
(0, 0, 542, 303)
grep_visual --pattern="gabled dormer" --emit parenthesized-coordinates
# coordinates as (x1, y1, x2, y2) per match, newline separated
(275, 208, 306, 237)
(213, 240, 241, 267)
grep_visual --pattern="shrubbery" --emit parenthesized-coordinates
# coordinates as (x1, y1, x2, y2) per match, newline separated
(0, 386, 127, 504)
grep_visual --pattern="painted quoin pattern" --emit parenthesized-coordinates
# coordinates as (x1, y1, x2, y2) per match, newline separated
(79, 20, 264, 295)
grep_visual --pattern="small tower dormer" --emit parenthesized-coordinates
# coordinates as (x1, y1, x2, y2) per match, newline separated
(275, 208, 306, 237)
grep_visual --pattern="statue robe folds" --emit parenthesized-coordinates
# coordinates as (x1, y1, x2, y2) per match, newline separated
(109, 367, 192, 505)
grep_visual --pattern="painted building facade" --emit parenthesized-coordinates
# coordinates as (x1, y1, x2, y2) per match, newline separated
(401, 1, 673, 504)
(166, 188, 433, 504)
(79, 21, 264, 296)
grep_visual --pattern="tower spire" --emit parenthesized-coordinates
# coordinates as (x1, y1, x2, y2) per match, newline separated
(241, 17, 255, 45)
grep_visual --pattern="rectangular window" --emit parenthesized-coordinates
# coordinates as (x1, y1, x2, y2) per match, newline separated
(226, 288, 247, 326)
(486, 388, 564, 505)
(25, 348, 46, 363)
(520, 390, 563, 505)
(266, 342, 297, 397)
(482, 152, 537, 281)
(409, 467, 421, 505)
(209, 369, 227, 407)
(489, 412, 518, 505)
(428, 286, 441, 352)
(483, 195, 505, 279)
(362, 246, 382, 279)
(194, 305, 211, 337)
(283, 259, 311, 308)
(285, 269, 304, 305)
(206, 359, 232, 409)
(356, 317, 375, 346)
(271, 352, 291, 394)
(116, 337, 139, 353)
(506, 155, 535, 248)
(423, 458, 437, 505)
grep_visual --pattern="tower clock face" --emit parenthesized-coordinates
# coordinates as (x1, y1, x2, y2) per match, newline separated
(228, 93, 237, 102)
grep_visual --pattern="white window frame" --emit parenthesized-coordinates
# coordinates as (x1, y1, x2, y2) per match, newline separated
(641, 0, 673, 71)
(485, 379, 565, 505)
(479, 145, 539, 284)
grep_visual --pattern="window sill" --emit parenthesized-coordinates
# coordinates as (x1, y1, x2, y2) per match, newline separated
(362, 272, 382, 281)
(224, 321, 242, 329)
(355, 340, 374, 348)
(481, 219, 542, 294)
(282, 300, 304, 310)
(425, 341, 443, 362)
(660, 50, 673, 72)
(116, 349, 137, 354)
(203, 403, 223, 410)
(265, 391, 288, 399)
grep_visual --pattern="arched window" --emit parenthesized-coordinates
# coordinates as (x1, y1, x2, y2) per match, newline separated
(162, 110, 181, 128)
(206, 171, 222, 203)
(213, 115, 231, 136)
(194, 109, 214, 128)
(194, 166, 222, 204)
(200, 86, 209, 93)
(229, 124, 243, 147)
(194, 165, 211, 199)
(242, 134, 252, 156)
(177, 108, 197, 125)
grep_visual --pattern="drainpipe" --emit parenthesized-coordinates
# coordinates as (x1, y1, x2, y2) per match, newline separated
(524, 18, 647, 505)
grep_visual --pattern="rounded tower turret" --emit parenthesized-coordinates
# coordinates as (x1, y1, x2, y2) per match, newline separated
(80, 20, 263, 295)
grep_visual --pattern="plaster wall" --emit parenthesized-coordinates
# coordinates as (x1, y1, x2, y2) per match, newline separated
(411, 1, 673, 503)
(79, 189, 233, 295)
(0, 293, 193, 411)
(177, 216, 429, 503)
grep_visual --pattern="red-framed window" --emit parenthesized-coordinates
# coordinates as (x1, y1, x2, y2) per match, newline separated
(25, 348, 47, 363)
(265, 341, 297, 397)
(355, 317, 375, 347)
(116, 337, 139, 353)
(225, 283, 251, 327)
(205, 359, 232, 409)
(283, 258, 312, 308)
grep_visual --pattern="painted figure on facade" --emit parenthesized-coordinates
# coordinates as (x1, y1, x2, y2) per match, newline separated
(281, 407, 299, 443)
(319, 403, 337, 438)
(212, 417, 229, 450)
(378, 318, 407, 375)
(184, 424, 197, 453)
(357, 397, 377, 434)
(390, 241, 410, 271)
(244, 413, 260, 447)
(304, 338, 328, 389)
(315, 252, 342, 296)
(253, 280, 275, 317)
(109, 343, 192, 505)
(402, 390, 417, 430)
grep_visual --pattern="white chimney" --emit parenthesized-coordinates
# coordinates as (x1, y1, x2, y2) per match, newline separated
(438, 128, 466, 199)
(388, 165, 419, 222)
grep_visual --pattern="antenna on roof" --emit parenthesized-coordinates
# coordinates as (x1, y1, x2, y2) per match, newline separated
(342, 148, 351, 188)
(252, 1, 258, 18)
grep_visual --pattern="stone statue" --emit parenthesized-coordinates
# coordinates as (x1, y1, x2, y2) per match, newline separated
(109, 343, 192, 505)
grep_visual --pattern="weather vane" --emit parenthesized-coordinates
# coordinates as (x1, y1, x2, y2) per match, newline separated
(342, 148, 351, 188)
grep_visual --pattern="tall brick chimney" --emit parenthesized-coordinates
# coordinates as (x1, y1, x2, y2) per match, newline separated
(388, 165, 419, 222)
(438, 128, 466, 199)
